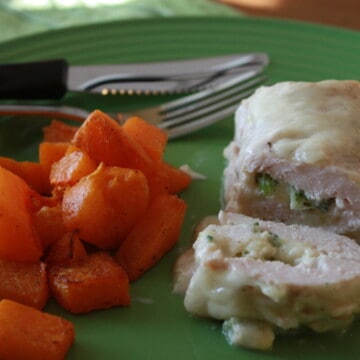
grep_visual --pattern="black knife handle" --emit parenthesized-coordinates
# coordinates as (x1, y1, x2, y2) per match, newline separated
(0, 59, 68, 100)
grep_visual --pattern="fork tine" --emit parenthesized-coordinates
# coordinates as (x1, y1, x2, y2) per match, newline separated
(167, 102, 242, 139)
(124, 69, 266, 133)
(159, 68, 262, 114)
(161, 74, 265, 129)
(165, 81, 262, 139)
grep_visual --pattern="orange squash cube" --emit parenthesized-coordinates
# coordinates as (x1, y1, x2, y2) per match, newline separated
(34, 203, 67, 250)
(0, 166, 43, 262)
(0, 299, 75, 360)
(38, 141, 70, 176)
(62, 164, 149, 249)
(45, 232, 87, 266)
(50, 149, 97, 187)
(115, 193, 187, 281)
(71, 110, 155, 176)
(147, 161, 192, 199)
(42, 119, 78, 143)
(48, 252, 130, 314)
(0, 259, 49, 309)
(123, 116, 168, 163)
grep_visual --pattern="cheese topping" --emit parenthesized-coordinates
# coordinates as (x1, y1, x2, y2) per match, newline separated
(222, 317, 275, 350)
(237, 80, 360, 182)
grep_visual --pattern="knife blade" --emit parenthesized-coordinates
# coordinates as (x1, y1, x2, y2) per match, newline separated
(0, 53, 269, 100)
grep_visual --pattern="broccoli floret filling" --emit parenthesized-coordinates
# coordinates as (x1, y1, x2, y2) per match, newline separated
(255, 173, 278, 196)
(289, 187, 334, 213)
(256, 172, 334, 213)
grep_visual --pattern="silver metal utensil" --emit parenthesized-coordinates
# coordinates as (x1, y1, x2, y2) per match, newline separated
(0, 69, 266, 138)
(0, 53, 269, 99)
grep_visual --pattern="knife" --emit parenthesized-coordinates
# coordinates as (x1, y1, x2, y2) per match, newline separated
(0, 53, 269, 100)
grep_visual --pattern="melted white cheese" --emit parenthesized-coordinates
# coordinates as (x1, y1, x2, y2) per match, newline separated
(237, 80, 360, 182)
(222, 318, 275, 350)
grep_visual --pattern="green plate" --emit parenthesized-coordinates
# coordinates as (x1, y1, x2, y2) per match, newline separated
(0, 17, 360, 360)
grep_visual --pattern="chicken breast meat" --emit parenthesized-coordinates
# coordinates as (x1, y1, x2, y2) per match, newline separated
(182, 211, 360, 350)
(223, 80, 360, 240)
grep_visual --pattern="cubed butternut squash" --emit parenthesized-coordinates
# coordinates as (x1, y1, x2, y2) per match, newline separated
(0, 166, 43, 262)
(0, 299, 75, 360)
(62, 163, 149, 249)
(50, 149, 97, 187)
(42, 119, 78, 143)
(115, 193, 187, 281)
(34, 203, 67, 249)
(159, 162, 192, 194)
(38, 141, 70, 176)
(122, 116, 168, 163)
(71, 110, 155, 176)
(45, 232, 87, 266)
(48, 252, 130, 314)
(38, 141, 70, 196)
(147, 161, 192, 198)
(0, 156, 50, 194)
(0, 259, 49, 309)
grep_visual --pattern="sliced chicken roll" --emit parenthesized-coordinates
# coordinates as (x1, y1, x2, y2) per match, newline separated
(183, 211, 360, 350)
(223, 80, 360, 240)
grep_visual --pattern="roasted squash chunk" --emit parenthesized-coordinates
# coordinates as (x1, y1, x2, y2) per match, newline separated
(0, 299, 75, 360)
(0, 166, 43, 262)
(48, 252, 130, 314)
(0, 259, 49, 309)
(62, 163, 149, 249)
(116, 193, 187, 281)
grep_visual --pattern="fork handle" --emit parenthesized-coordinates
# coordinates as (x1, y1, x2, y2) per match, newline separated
(0, 59, 68, 100)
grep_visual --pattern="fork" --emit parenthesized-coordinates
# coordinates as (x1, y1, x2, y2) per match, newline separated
(0, 69, 266, 139)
